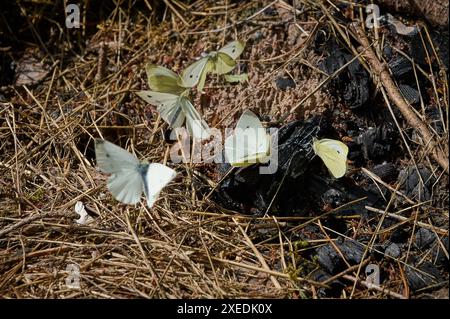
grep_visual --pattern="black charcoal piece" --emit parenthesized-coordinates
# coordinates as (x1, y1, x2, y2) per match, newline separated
(385, 242, 401, 259)
(356, 124, 396, 161)
(399, 84, 420, 104)
(415, 228, 435, 250)
(322, 189, 347, 207)
(315, 239, 365, 274)
(319, 41, 370, 109)
(389, 56, 413, 78)
(398, 166, 435, 202)
(316, 245, 341, 274)
(275, 77, 296, 90)
(405, 261, 444, 291)
(371, 162, 398, 183)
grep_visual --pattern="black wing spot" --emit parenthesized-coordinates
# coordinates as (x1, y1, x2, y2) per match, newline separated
(336, 150, 341, 154)
(190, 75, 193, 78)
(106, 153, 110, 158)
(232, 48, 236, 53)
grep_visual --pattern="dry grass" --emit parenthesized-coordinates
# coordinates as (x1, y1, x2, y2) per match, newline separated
(0, 0, 448, 299)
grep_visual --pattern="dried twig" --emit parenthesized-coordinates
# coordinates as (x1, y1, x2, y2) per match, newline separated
(343, 274, 406, 299)
(352, 24, 449, 174)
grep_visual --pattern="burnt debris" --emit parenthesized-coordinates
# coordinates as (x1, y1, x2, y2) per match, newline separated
(318, 40, 370, 109)
(213, 117, 385, 216)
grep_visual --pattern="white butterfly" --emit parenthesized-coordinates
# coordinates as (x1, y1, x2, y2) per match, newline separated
(137, 64, 210, 140)
(136, 90, 210, 140)
(95, 139, 177, 207)
(224, 110, 271, 167)
(180, 40, 245, 91)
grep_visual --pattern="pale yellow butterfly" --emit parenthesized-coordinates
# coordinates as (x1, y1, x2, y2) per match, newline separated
(144, 63, 186, 95)
(137, 64, 210, 139)
(312, 138, 348, 178)
(180, 40, 245, 91)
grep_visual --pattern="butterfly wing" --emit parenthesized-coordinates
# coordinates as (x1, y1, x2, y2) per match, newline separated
(179, 57, 212, 90)
(313, 138, 349, 178)
(212, 52, 236, 74)
(196, 59, 213, 91)
(218, 40, 245, 60)
(107, 169, 144, 204)
(136, 91, 185, 128)
(225, 131, 270, 167)
(95, 139, 140, 173)
(224, 133, 242, 166)
(225, 110, 270, 166)
(243, 133, 271, 164)
(145, 64, 185, 95)
(94, 139, 144, 204)
(142, 163, 177, 208)
(180, 96, 210, 140)
(213, 40, 245, 75)
(236, 110, 264, 131)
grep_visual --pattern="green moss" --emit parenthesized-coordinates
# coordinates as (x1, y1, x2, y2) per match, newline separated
(28, 188, 46, 201)
(294, 240, 310, 249)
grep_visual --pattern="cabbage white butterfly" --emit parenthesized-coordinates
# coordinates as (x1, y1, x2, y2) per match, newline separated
(95, 139, 177, 207)
(137, 90, 210, 140)
(180, 40, 245, 91)
(138, 64, 210, 139)
(224, 110, 270, 167)
(145, 63, 186, 95)
(312, 138, 348, 178)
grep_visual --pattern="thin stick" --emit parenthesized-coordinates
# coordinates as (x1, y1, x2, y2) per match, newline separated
(233, 218, 282, 289)
(343, 274, 406, 299)
(125, 212, 164, 297)
(321, 259, 369, 286)
(0, 211, 52, 238)
(365, 206, 448, 236)
(352, 24, 449, 174)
